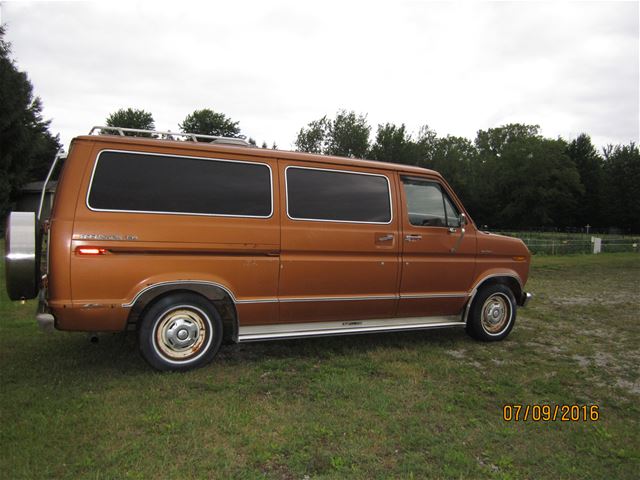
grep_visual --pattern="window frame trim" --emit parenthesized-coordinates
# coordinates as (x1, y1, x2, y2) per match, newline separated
(284, 165, 394, 225)
(85, 149, 274, 219)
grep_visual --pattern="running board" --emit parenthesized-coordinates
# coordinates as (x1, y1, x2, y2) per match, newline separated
(237, 316, 465, 342)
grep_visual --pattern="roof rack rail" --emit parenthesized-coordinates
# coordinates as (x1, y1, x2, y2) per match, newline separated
(88, 126, 251, 147)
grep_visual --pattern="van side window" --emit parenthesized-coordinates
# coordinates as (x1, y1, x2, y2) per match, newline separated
(286, 167, 392, 223)
(88, 151, 272, 217)
(402, 177, 460, 227)
(443, 195, 461, 227)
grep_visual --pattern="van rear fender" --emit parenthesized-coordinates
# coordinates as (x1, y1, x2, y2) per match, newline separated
(124, 280, 238, 342)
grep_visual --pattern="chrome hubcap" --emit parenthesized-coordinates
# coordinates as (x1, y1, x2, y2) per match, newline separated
(165, 317, 200, 349)
(481, 294, 510, 334)
(155, 308, 207, 360)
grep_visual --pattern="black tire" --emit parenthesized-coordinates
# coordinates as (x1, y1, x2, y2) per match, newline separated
(138, 292, 223, 371)
(466, 284, 516, 341)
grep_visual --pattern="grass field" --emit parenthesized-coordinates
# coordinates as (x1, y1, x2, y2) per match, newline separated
(1, 253, 639, 479)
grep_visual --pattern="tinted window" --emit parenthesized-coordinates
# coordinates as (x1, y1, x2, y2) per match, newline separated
(402, 177, 461, 227)
(88, 151, 272, 217)
(287, 167, 391, 223)
(443, 195, 461, 227)
(403, 178, 446, 227)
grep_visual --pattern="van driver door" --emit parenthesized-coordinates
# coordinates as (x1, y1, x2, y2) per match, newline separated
(397, 175, 476, 318)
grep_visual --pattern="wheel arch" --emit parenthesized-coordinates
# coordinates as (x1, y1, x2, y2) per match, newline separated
(463, 273, 523, 324)
(125, 281, 238, 343)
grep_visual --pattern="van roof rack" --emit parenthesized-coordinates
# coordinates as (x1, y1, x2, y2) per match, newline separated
(89, 126, 252, 147)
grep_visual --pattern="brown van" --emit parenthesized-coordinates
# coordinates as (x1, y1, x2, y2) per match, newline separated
(5, 126, 532, 371)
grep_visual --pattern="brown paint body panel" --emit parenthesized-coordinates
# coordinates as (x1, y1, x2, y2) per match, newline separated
(278, 160, 401, 324)
(44, 135, 531, 333)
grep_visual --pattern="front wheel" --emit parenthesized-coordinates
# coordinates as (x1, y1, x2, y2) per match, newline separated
(466, 284, 516, 341)
(139, 293, 223, 371)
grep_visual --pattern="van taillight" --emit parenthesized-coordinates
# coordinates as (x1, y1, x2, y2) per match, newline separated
(76, 247, 107, 255)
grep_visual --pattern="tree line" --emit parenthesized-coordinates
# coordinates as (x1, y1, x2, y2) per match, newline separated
(103, 107, 276, 149)
(1, 25, 638, 233)
(294, 111, 639, 233)
(87, 107, 640, 233)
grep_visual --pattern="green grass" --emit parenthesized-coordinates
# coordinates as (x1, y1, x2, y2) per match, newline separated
(1, 253, 639, 479)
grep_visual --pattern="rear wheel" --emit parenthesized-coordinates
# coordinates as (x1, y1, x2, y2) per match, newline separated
(139, 293, 223, 371)
(466, 284, 516, 341)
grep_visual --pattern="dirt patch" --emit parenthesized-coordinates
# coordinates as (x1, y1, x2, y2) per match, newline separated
(616, 379, 640, 395)
(445, 349, 467, 360)
(525, 341, 566, 355)
(552, 291, 636, 307)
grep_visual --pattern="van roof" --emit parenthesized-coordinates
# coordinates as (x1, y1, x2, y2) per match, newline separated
(73, 135, 441, 177)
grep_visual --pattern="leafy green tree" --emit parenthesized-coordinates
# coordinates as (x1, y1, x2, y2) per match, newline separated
(295, 116, 330, 154)
(566, 134, 604, 228)
(413, 125, 437, 164)
(369, 123, 419, 165)
(105, 108, 155, 136)
(430, 135, 477, 206)
(296, 110, 370, 158)
(473, 124, 583, 228)
(327, 111, 370, 158)
(0, 26, 61, 223)
(179, 108, 241, 139)
(602, 143, 640, 232)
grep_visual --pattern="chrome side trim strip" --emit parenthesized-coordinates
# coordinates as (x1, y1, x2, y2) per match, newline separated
(236, 298, 279, 304)
(238, 316, 464, 342)
(236, 293, 468, 304)
(470, 272, 523, 292)
(399, 293, 468, 299)
(277, 295, 397, 303)
(122, 280, 238, 308)
(123, 287, 471, 308)
(86, 149, 275, 219)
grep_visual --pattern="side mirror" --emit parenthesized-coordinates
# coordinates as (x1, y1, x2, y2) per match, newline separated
(451, 213, 467, 253)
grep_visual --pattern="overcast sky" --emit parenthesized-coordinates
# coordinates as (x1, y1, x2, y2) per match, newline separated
(2, 0, 638, 152)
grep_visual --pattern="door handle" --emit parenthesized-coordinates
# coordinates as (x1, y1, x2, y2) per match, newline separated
(378, 234, 394, 242)
(450, 227, 466, 253)
(405, 234, 422, 242)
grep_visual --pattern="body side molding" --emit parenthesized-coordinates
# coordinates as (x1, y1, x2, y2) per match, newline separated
(122, 280, 239, 308)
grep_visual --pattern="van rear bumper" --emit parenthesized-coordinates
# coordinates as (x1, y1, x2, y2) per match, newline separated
(519, 292, 533, 307)
(36, 290, 55, 331)
(36, 312, 55, 331)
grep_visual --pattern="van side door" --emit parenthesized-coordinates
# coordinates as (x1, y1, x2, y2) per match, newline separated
(278, 162, 400, 324)
(398, 175, 476, 318)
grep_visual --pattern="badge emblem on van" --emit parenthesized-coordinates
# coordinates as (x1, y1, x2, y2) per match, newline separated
(77, 234, 138, 241)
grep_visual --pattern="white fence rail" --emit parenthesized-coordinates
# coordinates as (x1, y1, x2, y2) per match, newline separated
(497, 234, 639, 255)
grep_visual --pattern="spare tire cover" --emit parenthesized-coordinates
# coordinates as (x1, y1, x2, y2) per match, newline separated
(5, 211, 38, 300)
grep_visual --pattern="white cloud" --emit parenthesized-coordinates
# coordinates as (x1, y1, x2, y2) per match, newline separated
(2, 0, 638, 151)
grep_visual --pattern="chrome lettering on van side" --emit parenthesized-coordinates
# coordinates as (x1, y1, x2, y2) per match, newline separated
(77, 234, 138, 241)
